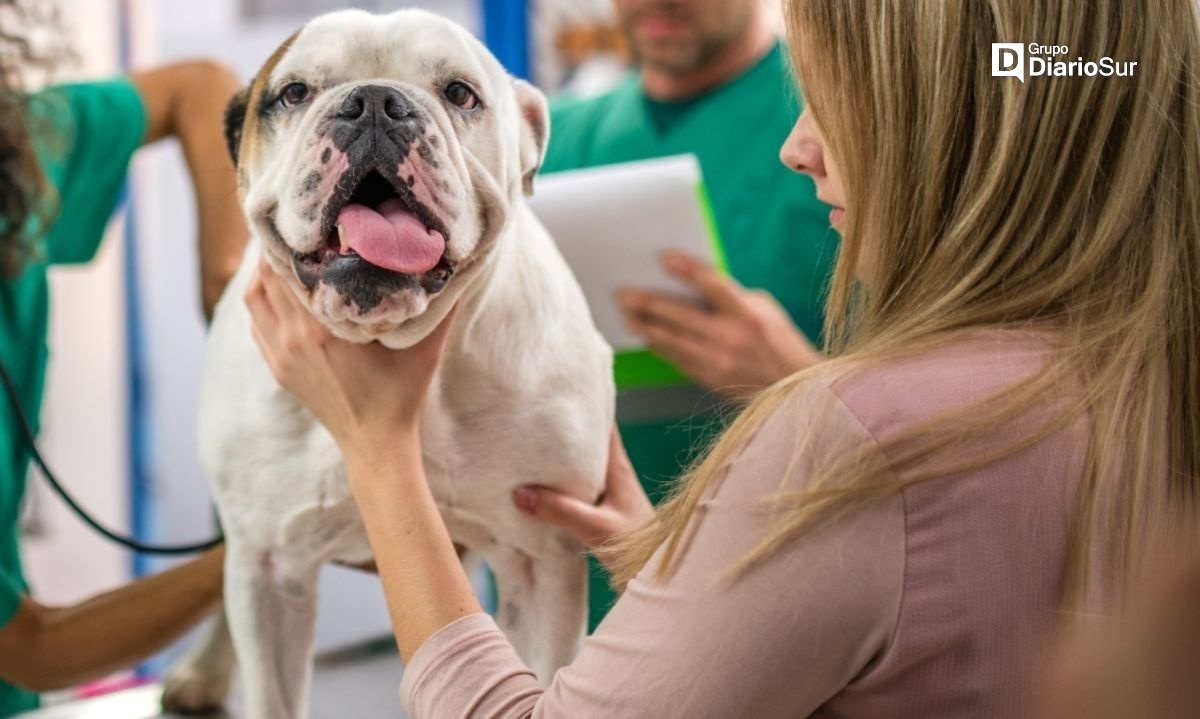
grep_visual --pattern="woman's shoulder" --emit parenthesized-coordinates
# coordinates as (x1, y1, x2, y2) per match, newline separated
(28, 78, 143, 143)
(715, 328, 1070, 501)
(27, 77, 147, 265)
(821, 328, 1061, 445)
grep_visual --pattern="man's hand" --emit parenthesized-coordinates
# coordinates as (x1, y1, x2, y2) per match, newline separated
(618, 251, 821, 397)
(513, 428, 654, 573)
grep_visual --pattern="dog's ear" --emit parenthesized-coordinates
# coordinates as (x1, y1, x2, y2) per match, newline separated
(513, 79, 549, 197)
(224, 87, 251, 166)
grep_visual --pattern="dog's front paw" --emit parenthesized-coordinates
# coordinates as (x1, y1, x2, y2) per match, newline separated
(161, 658, 232, 716)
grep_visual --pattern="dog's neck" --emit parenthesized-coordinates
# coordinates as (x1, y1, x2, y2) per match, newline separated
(441, 201, 563, 367)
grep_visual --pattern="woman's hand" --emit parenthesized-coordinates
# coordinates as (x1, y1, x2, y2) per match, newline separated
(513, 428, 654, 572)
(243, 260, 456, 460)
(618, 251, 822, 397)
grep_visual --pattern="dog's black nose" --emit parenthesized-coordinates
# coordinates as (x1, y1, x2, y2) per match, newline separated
(337, 85, 415, 122)
(326, 84, 426, 164)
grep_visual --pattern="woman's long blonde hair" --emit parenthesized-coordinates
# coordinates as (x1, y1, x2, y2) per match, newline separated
(608, 0, 1200, 609)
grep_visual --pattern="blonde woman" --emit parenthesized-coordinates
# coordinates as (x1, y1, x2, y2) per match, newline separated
(244, 0, 1199, 716)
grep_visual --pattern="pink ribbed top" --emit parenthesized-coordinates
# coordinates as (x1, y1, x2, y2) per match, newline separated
(401, 330, 1088, 718)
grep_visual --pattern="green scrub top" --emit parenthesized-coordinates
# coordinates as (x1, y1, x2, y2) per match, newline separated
(541, 42, 839, 630)
(0, 79, 145, 717)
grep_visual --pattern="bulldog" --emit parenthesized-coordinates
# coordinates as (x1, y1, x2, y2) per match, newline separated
(160, 9, 613, 718)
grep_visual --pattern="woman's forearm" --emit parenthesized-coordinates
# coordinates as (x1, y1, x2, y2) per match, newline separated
(343, 435, 482, 662)
(10, 547, 224, 691)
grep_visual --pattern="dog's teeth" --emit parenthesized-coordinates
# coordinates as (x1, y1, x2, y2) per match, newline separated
(337, 224, 349, 254)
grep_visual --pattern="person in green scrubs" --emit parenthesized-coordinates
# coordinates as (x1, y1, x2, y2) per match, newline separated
(516, 0, 839, 630)
(0, 54, 245, 715)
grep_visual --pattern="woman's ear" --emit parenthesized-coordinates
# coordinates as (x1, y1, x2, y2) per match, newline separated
(513, 79, 549, 196)
(224, 87, 251, 166)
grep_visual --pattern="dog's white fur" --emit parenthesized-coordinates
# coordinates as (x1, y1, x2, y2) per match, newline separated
(162, 10, 613, 718)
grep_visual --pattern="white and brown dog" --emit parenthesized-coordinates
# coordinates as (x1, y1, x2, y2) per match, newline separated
(161, 9, 613, 718)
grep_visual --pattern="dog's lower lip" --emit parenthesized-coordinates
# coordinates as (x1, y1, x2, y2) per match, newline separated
(289, 243, 456, 291)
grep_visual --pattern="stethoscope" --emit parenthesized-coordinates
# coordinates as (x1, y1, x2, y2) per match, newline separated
(0, 360, 223, 555)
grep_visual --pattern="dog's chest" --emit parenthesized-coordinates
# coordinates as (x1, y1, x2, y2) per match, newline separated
(206, 362, 572, 558)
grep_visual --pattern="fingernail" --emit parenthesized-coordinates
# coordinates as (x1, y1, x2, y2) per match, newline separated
(616, 289, 638, 307)
(663, 252, 687, 271)
(514, 487, 539, 512)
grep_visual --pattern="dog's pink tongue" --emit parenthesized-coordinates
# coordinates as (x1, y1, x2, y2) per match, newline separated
(336, 199, 444, 274)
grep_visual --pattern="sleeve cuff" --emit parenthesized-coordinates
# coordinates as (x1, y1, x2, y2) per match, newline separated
(400, 613, 542, 718)
(401, 613, 500, 696)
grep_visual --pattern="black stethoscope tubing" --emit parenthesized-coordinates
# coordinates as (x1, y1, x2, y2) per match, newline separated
(0, 360, 223, 555)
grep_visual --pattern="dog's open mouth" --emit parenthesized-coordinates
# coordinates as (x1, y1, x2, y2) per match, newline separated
(291, 170, 454, 294)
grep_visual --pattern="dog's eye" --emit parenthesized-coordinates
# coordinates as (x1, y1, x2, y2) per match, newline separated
(444, 81, 479, 110)
(279, 82, 312, 108)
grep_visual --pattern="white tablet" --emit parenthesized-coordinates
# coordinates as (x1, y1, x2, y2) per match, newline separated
(530, 154, 723, 352)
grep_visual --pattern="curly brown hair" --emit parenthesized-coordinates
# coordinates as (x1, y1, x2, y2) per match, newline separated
(0, 0, 70, 278)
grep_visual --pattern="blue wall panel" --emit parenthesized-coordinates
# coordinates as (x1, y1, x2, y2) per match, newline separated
(481, 0, 531, 79)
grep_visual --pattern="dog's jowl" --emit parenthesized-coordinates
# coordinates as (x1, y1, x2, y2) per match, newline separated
(160, 9, 613, 719)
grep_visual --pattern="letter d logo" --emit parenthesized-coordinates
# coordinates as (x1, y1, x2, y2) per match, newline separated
(991, 43, 1025, 82)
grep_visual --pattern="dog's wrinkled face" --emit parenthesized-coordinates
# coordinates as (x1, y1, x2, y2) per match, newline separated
(228, 9, 548, 347)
